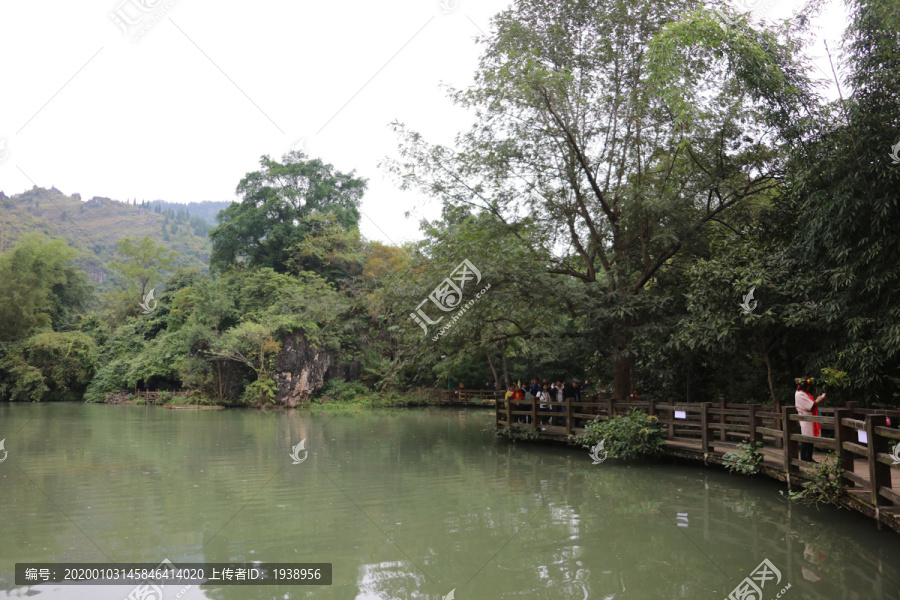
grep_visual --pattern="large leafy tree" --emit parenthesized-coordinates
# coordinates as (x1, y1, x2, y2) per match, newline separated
(209, 151, 366, 275)
(670, 233, 822, 404)
(377, 208, 571, 387)
(0, 233, 92, 342)
(386, 0, 799, 398)
(784, 0, 900, 402)
(0, 331, 97, 401)
(108, 236, 177, 308)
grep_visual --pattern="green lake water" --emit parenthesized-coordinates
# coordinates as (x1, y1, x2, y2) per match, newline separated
(1, 403, 900, 599)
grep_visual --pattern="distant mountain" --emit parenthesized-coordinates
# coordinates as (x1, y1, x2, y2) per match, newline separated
(0, 187, 231, 286)
(142, 199, 233, 225)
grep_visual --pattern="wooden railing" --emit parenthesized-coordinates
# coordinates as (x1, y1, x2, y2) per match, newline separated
(438, 389, 500, 404)
(492, 394, 900, 524)
(134, 390, 190, 404)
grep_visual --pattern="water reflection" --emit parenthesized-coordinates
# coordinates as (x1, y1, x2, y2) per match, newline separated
(1, 404, 899, 599)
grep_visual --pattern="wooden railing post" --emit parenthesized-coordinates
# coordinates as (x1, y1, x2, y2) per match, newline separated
(506, 396, 511, 425)
(667, 397, 675, 438)
(606, 397, 614, 419)
(866, 414, 891, 507)
(832, 408, 853, 486)
(782, 407, 799, 484)
(774, 399, 784, 449)
(566, 396, 573, 436)
(748, 404, 761, 446)
(718, 397, 727, 441)
(648, 399, 656, 417)
(700, 402, 712, 455)
(531, 396, 538, 431)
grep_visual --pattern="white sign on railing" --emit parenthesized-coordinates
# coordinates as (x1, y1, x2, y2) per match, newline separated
(674, 410, 687, 420)
(857, 430, 868, 444)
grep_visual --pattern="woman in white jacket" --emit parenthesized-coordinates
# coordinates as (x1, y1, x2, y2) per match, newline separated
(794, 377, 826, 463)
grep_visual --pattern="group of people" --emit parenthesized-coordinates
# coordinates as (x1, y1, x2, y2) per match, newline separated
(497, 378, 592, 426)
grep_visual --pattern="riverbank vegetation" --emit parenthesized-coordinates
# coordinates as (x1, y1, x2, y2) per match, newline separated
(0, 0, 898, 409)
(572, 410, 668, 460)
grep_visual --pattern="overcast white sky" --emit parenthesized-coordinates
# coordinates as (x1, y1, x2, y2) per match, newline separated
(0, 0, 849, 246)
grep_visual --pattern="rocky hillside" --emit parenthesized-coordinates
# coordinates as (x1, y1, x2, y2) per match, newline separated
(0, 186, 230, 286)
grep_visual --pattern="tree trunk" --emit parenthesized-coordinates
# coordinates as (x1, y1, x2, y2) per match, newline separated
(217, 359, 223, 399)
(754, 330, 777, 404)
(486, 350, 500, 390)
(501, 348, 511, 388)
(613, 355, 633, 401)
(612, 333, 632, 401)
(686, 364, 691, 403)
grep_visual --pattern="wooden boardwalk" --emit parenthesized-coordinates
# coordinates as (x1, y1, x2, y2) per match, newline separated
(482, 393, 900, 534)
(437, 389, 499, 405)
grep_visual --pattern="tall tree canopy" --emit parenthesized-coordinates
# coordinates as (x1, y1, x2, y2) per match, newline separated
(109, 236, 177, 303)
(209, 151, 366, 275)
(0, 233, 91, 342)
(386, 0, 802, 398)
(784, 0, 900, 400)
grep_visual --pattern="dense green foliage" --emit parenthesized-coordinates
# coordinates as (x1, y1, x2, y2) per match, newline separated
(378, 0, 900, 407)
(0, 233, 91, 341)
(208, 152, 365, 278)
(487, 424, 543, 442)
(722, 441, 764, 475)
(781, 453, 846, 507)
(572, 409, 667, 459)
(1, 0, 898, 410)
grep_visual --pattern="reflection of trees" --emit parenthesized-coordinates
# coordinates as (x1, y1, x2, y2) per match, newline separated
(3, 406, 900, 599)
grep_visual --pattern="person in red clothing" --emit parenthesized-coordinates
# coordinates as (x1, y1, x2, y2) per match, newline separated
(795, 377, 826, 463)
(512, 384, 528, 424)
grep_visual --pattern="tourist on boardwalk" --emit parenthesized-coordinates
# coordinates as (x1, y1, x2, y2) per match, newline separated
(512, 384, 528, 424)
(552, 379, 566, 426)
(795, 377, 826, 463)
(522, 384, 533, 424)
(570, 378, 582, 403)
(562, 380, 575, 403)
(537, 384, 551, 426)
